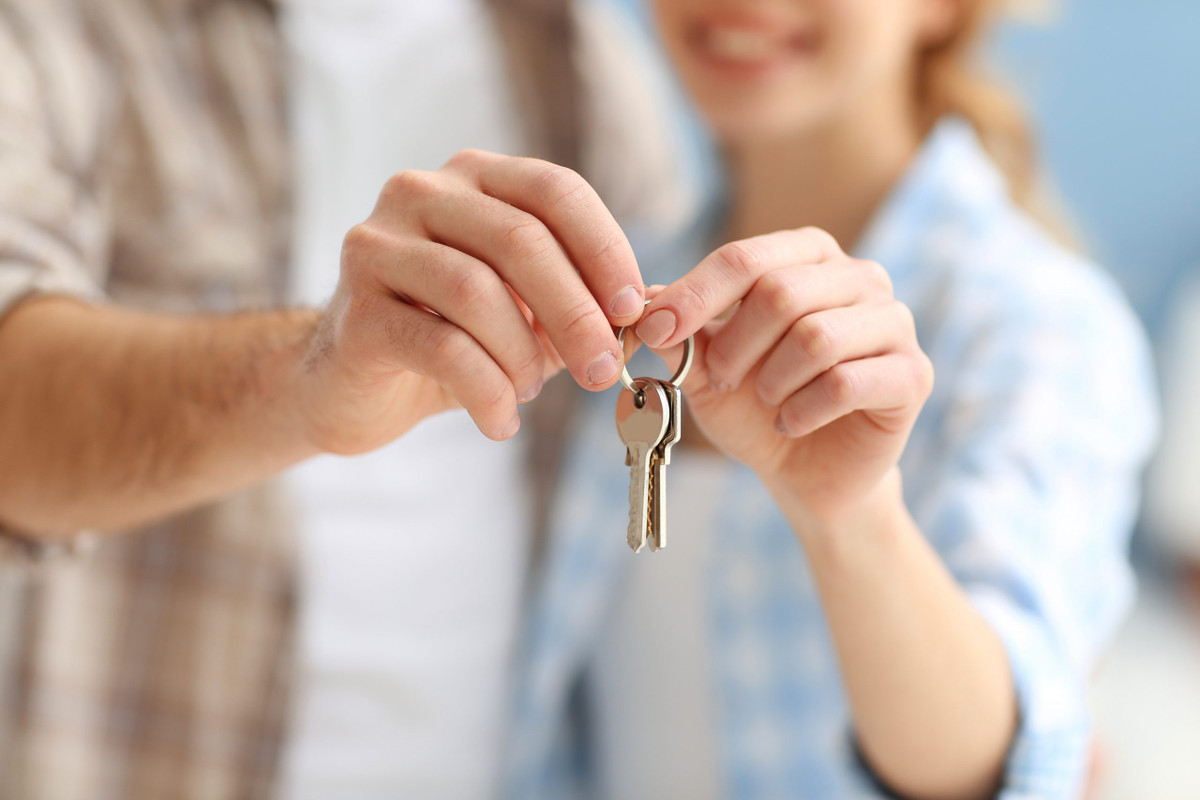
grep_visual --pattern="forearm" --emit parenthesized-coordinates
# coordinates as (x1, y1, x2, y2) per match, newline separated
(766, 469, 1016, 800)
(0, 296, 322, 538)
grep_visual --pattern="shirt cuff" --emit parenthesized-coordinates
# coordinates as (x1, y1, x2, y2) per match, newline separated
(0, 260, 104, 321)
(970, 587, 1093, 800)
(0, 527, 98, 568)
(0, 264, 104, 567)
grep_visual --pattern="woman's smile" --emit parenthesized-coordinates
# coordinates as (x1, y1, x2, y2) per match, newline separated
(686, 9, 821, 81)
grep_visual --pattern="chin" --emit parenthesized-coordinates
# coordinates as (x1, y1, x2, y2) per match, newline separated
(693, 91, 836, 146)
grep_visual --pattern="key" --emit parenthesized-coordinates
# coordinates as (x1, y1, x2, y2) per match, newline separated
(648, 379, 682, 551)
(616, 378, 670, 553)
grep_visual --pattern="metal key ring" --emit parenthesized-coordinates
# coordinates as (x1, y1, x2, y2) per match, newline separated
(616, 322, 694, 393)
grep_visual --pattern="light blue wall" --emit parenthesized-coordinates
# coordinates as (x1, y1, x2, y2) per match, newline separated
(993, 0, 1200, 334)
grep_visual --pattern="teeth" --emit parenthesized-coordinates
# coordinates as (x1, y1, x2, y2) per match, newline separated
(705, 27, 773, 62)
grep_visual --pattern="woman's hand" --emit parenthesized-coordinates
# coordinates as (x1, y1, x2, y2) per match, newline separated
(637, 227, 933, 525)
(637, 229, 1014, 800)
(297, 150, 645, 454)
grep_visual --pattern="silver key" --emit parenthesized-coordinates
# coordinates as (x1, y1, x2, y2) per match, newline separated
(648, 379, 682, 551)
(616, 378, 669, 553)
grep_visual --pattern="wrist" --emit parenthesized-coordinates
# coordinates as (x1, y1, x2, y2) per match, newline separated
(764, 467, 911, 557)
(234, 307, 326, 461)
(276, 310, 343, 457)
(287, 304, 438, 456)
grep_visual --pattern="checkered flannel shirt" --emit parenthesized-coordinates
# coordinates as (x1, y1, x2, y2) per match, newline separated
(0, 2, 298, 798)
(504, 119, 1160, 800)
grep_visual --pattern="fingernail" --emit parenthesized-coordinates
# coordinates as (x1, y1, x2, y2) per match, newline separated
(500, 412, 521, 439)
(636, 309, 676, 348)
(517, 379, 544, 404)
(586, 351, 620, 385)
(609, 286, 643, 319)
(775, 415, 789, 436)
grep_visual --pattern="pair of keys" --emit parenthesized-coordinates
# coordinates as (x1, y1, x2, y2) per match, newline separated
(614, 325, 694, 553)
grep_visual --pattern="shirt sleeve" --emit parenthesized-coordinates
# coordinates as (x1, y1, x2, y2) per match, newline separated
(0, 3, 110, 319)
(910, 261, 1159, 799)
(0, 4, 112, 557)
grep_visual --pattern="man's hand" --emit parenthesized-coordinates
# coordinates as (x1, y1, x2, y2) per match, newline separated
(0, 152, 642, 537)
(637, 227, 933, 523)
(297, 150, 645, 453)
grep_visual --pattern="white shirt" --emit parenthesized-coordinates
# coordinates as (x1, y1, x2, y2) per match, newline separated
(277, 2, 531, 797)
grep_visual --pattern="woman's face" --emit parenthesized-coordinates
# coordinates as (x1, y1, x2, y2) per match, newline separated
(651, 0, 951, 144)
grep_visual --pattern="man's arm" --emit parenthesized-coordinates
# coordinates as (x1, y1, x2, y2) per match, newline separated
(0, 298, 323, 537)
(0, 152, 648, 541)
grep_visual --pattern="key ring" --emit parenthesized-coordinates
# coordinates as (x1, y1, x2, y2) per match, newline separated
(616, 320, 694, 394)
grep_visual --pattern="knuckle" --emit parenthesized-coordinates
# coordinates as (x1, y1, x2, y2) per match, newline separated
(797, 226, 841, 253)
(555, 295, 607, 343)
(445, 148, 490, 170)
(824, 364, 858, 407)
(340, 223, 381, 269)
(428, 325, 474, 366)
(671, 278, 713, 322)
(858, 259, 893, 294)
(447, 266, 496, 311)
(753, 270, 799, 316)
(385, 169, 440, 202)
(531, 161, 588, 205)
(589, 231, 633, 270)
(892, 300, 918, 340)
(502, 215, 554, 258)
(549, 293, 609, 350)
(793, 316, 835, 363)
(476, 374, 512, 412)
(714, 239, 767, 281)
(512, 341, 546, 378)
(912, 353, 935, 397)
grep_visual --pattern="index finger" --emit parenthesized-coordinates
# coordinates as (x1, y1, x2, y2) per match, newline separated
(634, 227, 844, 349)
(446, 150, 647, 325)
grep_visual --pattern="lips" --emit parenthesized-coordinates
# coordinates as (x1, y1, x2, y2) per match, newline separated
(704, 26, 776, 62)
(686, 11, 818, 75)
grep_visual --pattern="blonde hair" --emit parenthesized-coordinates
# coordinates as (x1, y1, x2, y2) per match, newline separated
(916, 0, 1039, 211)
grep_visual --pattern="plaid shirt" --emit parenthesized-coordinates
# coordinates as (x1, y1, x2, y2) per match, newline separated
(0, 1, 298, 797)
(0, 1, 591, 797)
(505, 119, 1160, 799)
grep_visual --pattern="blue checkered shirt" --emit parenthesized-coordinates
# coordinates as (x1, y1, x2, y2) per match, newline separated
(503, 119, 1159, 800)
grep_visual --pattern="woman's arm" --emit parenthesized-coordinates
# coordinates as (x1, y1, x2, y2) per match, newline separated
(767, 469, 1015, 800)
(636, 226, 1014, 799)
